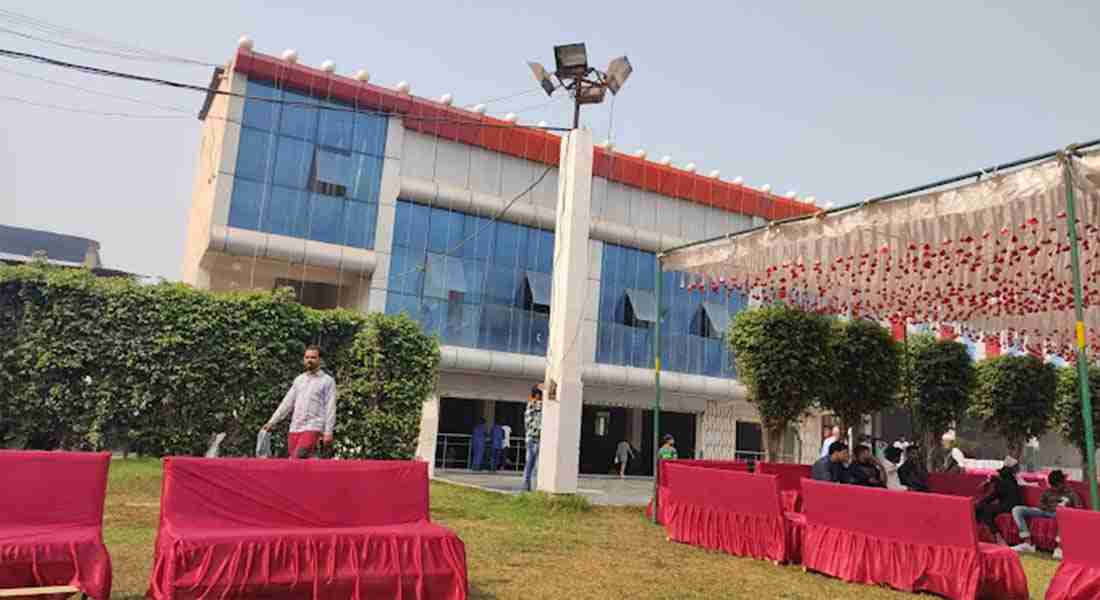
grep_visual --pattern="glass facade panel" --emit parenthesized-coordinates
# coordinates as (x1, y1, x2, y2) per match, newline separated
(387, 200, 555, 356)
(227, 79, 385, 250)
(596, 242, 744, 378)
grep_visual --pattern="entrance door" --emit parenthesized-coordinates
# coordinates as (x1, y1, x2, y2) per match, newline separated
(579, 406, 628, 474)
(639, 410, 697, 476)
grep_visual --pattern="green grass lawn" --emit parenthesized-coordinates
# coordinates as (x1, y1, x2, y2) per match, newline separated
(104, 459, 1059, 599)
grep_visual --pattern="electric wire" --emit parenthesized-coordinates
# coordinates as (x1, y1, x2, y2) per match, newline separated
(0, 64, 191, 113)
(0, 48, 573, 130)
(0, 94, 191, 119)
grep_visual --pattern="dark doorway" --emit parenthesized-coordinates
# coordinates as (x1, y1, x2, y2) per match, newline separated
(439, 398, 482, 434)
(735, 421, 763, 460)
(580, 406, 628, 474)
(638, 410, 697, 476)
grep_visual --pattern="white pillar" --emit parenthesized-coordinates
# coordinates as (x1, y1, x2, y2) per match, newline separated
(538, 130, 593, 494)
(415, 394, 440, 478)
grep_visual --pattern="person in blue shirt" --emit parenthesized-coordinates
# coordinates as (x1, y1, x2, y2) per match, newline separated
(470, 418, 487, 471)
(490, 420, 506, 472)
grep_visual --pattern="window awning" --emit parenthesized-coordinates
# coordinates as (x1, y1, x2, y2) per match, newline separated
(525, 271, 552, 306)
(313, 148, 351, 186)
(625, 288, 657, 323)
(425, 254, 468, 298)
(701, 301, 731, 337)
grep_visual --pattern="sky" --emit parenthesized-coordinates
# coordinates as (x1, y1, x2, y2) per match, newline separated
(1, 2, 1098, 280)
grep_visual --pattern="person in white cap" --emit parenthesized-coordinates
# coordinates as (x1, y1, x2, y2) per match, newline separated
(939, 431, 966, 473)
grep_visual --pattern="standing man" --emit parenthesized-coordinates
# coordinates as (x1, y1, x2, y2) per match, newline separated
(523, 384, 543, 492)
(820, 425, 841, 458)
(490, 420, 506, 472)
(470, 419, 488, 471)
(263, 345, 337, 459)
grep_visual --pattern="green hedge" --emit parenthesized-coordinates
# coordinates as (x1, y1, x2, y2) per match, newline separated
(0, 264, 438, 459)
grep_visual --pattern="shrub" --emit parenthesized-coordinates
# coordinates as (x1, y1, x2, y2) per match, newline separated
(0, 264, 436, 459)
(970, 355, 1056, 458)
(728, 304, 835, 460)
(822, 319, 900, 435)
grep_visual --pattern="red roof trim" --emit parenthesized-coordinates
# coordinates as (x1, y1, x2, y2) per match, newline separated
(232, 49, 817, 221)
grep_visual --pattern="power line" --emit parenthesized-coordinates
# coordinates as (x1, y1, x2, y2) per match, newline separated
(0, 64, 191, 113)
(0, 94, 191, 119)
(0, 47, 574, 131)
(0, 9, 215, 66)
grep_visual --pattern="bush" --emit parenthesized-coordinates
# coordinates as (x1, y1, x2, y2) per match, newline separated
(0, 264, 436, 459)
(822, 319, 900, 435)
(1054, 364, 1100, 466)
(728, 304, 835, 460)
(971, 355, 1056, 457)
(897, 333, 974, 468)
(336, 312, 440, 459)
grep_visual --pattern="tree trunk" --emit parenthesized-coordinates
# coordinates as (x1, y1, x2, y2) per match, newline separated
(921, 430, 938, 472)
(765, 426, 784, 463)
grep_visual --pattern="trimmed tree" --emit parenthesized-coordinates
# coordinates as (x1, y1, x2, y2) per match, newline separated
(970, 355, 1057, 459)
(336, 312, 441, 459)
(728, 304, 834, 461)
(1054, 364, 1100, 469)
(898, 333, 975, 469)
(822, 319, 900, 438)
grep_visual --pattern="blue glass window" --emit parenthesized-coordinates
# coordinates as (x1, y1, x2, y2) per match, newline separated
(354, 112, 387, 156)
(350, 153, 383, 204)
(228, 178, 263, 230)
(317, 101, 354, 151)
(280, 91, 318, 140)
(235, 128, 276, 182)
(308, 193, 345, 245)
(273, 137, 312, 189)
(388, 200, 554, 356)
(241, 80, 282, 131)
(263, 186, 309, 238)
(596, 241, 745, 378)
(227, 78, 385, 251)
(312, 148, 351, 196)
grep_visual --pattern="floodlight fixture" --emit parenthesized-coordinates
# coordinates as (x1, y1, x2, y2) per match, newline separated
(554, 43, 589, 77)
(527, 61, 556, 96)
(529, 42, 634, 129)
(606, 56, 632, 94)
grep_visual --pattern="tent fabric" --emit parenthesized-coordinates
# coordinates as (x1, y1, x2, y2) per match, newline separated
(0, 451, 112, 600)
(659, 464, 799, 563)
(1047, 508, 1100, 600)
(525, 270, 552, 306)
(662, 153, 1100, 359)
(800, 480, 1028, 600)
(700, 301, 732, 336)
(625, 288, 658, 323)
(147, 458, 467, 600)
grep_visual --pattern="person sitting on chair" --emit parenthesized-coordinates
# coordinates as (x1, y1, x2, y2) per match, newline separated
(849, 444, 886, 487)
(812, 441, 852, 483)
(898, 445, 930, 492)
(1011, 469, 1083, 557)
(976, 459, 1024, 544)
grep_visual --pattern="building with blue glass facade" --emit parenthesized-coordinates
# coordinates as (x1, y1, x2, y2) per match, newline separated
(182, 43, 828, 476)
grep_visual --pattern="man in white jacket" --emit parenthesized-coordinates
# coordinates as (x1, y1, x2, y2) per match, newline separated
(263, 346, 337, 459)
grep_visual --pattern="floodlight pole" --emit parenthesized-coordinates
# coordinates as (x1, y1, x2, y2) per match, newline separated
(1062, 151, 1099, 511)
(652, 255, 663, 524)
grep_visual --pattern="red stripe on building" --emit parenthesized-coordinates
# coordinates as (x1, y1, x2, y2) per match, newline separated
(232, 49, 818, 221)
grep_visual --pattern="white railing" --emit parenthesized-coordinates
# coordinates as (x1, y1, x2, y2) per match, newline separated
(435, 433, 528, 472)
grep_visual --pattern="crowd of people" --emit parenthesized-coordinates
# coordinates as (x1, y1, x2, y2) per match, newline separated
(811, 426, 1084, 559)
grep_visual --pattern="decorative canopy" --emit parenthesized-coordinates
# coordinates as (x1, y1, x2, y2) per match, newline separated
(662, 153, 1100, 360)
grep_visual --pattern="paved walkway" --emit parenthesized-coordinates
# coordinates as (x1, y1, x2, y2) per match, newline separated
(434, 470, 655, 506)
